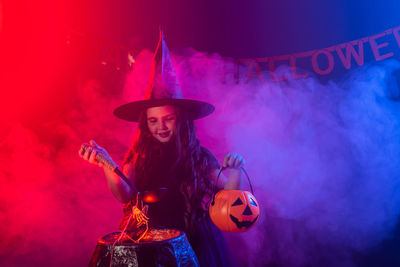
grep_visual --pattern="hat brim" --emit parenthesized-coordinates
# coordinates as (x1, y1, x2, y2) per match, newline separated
(113, 99, 215, 122)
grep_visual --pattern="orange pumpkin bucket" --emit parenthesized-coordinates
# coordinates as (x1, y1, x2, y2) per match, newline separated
(209, 168, 260, 232)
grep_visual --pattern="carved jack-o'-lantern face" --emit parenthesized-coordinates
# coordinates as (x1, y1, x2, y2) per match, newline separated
(209, 190, 259, 232)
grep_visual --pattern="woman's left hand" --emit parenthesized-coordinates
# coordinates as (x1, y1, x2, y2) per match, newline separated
(222, 153, 245, 169)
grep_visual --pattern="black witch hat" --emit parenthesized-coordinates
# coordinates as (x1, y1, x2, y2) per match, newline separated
(114, 29, 214, 122)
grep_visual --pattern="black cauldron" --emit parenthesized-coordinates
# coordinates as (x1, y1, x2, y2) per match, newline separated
(89, 228, 198, 267)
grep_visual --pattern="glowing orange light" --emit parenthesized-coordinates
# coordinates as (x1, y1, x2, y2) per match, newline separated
(143, 195, 155, 203)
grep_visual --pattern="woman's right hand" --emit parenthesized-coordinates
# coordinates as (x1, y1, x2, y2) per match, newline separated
(78, 140, 115, 168)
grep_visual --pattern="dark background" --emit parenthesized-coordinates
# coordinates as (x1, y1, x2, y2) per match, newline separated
(1, 0, 400, 266)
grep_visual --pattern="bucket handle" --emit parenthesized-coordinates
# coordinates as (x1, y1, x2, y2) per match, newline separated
(211, 167, 254, 206)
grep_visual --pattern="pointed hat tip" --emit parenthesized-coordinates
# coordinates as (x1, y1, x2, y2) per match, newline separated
(158, 26, 165, 40)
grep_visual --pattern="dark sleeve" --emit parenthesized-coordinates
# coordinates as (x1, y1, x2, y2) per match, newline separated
(200, 146, 220, 171)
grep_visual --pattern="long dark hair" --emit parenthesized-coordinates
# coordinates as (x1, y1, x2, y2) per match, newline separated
(122, 105, 216, 229)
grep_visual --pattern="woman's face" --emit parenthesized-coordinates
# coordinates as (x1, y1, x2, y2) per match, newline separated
(146, 105, 177, 143)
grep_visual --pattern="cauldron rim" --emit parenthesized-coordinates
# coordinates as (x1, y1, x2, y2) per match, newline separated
(97, 228, 183, 246)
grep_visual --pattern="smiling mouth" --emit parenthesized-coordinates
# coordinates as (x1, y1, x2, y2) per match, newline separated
(229, 215, 259, 229)
(158, 132, 170, 138)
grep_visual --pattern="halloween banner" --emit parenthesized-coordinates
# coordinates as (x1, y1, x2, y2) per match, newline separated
(68, 25, 400, 82)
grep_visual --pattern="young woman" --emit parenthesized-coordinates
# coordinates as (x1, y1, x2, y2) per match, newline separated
(79, 30, 245, 266)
